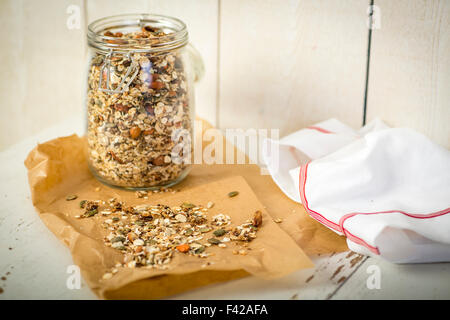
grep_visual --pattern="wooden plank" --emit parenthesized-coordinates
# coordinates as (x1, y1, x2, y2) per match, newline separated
(0, 0, 85, 151)
(172, 251, 367, 299)
(332, 256, 450, 299)
(86, 0, 219, 126)
(367, 0, 450, 148)
(218, 0, 370, 136)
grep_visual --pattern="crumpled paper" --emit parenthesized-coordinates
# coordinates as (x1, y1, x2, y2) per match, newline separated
(24, 120, 347, 299)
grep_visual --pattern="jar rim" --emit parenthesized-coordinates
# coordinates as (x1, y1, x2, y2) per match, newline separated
(87, 13, 189, 53)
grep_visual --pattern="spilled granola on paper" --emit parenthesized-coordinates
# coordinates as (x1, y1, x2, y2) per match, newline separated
(76, 198, 263, 279)
(86, 26, 193, 189)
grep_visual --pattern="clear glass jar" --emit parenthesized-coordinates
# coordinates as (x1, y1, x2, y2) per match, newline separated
(86, 14, 203, 190)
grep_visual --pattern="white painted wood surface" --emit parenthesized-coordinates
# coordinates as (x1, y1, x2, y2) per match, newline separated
(218, 0, 369, 136)
(2, 0, 449, 151)
(0, 115, 449, 300)
(0, 0, 85, 150)
(367, 0, 450, 148)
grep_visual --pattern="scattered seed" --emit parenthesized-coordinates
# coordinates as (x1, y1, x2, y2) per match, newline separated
(207, 238, 221, 245)
(84, 209, 98, 217)
(66, 195, 78, 201)
(213, 229, 226, 237)
(181, 202, 195, 209)
(79, 200, 87, 208)
(206, 201, 214, 209)
(111, 236, 125, 243)
(228, 191, 239, 198)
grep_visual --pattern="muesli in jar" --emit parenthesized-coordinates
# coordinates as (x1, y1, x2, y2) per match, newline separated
(86, 23, 194, 189)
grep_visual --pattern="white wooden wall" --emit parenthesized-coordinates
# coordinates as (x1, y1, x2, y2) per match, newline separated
(1, 0, 449, 150)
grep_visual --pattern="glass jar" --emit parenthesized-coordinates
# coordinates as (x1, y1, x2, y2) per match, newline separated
(86, 14, 203, 190)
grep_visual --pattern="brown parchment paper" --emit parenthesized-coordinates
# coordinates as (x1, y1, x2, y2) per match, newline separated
(24, 120, 347, 299)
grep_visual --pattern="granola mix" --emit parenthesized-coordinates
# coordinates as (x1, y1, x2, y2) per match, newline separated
(74, 197, 262, 278)
(87, 26, 193, 189)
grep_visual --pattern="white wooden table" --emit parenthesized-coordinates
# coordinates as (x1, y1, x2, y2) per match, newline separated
(1, 116, 449, 300)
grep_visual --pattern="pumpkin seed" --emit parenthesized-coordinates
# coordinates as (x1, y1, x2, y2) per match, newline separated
(66, 194, 78, 201)
(111, 236, 125, 243)
(207, 238, 221, 245)
(85, 209, 98, 217)
(195, 246, 206, 254)
(213, 229, 226, 237)
(228, 191, 239, 198)
(181, 202, 195, 209)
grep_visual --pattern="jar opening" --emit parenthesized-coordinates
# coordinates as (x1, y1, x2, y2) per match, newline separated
(87, 13, 189, 53)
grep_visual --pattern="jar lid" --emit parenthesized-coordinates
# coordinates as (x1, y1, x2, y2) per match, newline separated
(87, 13, 189, 53)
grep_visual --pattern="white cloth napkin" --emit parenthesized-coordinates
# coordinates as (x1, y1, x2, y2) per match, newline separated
(262, 118, 450, 263)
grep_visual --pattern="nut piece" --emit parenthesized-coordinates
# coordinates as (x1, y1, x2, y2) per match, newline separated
(129, 127, 142, 139)
(151, 155, 165, 166)
(252, 210, 263, 228)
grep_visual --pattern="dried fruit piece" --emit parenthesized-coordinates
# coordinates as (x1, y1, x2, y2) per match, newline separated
(112, 103, 130, 113)
(176, 244, 190, 253)
(228, 191, 239, 198)
(150, 81, 164, 90)
(143, 128, 155, 135)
